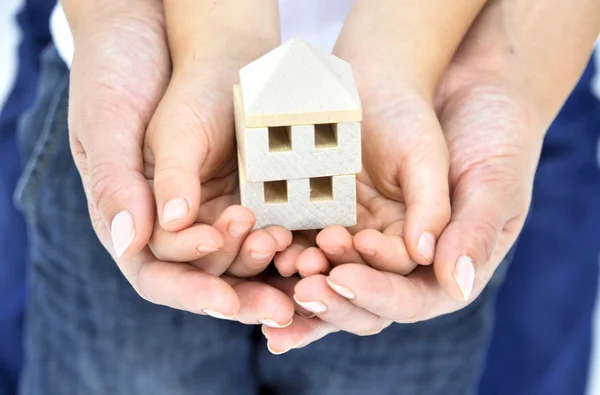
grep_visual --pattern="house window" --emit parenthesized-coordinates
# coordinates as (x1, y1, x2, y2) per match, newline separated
(264, 180, 288, 204)
(268, 126, 292, 152)
(314, 124, 338, 149)
(310, 177, 333, 201)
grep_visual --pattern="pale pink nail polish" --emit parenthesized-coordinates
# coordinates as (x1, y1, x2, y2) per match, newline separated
(417, 231, 436, 262)
(326, 277, 356, 299)
(111, 210, 135, 258)
(163, 197, 188, 223)
(453, 255, 475, 301)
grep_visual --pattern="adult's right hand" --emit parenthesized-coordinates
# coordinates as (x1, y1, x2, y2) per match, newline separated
(65, 0, 296, 328)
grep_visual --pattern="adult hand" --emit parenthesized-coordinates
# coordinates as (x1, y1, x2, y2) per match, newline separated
(66, 0, 296, 328)
(263, 0, 600, 352)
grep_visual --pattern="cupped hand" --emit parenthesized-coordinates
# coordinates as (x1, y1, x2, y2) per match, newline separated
(67, 0, 296, 328)
(263, 14, 547, 351)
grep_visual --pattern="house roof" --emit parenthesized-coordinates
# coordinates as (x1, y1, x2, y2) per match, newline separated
(239, 38, 362, 127)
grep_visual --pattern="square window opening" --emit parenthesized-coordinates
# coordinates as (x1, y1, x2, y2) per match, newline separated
(268, 126, 292, 152)
(314, 124, 338, 149)
(310, 177, 333, 202)
(264, 180, 288, 204)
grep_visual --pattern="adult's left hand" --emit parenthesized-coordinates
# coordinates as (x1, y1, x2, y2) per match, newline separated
(263, 0, 600, 352)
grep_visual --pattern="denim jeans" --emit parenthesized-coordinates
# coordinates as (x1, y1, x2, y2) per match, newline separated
(15, 45, 503, 395)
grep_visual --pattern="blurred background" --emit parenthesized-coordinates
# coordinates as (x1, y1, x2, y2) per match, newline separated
(1, 2, 599, 395)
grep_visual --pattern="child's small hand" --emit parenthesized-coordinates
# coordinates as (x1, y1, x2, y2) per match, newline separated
(148, 204, 292, 278)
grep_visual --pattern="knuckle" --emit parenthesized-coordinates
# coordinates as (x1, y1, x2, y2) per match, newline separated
(469, 219, 498, 266)
(89, 162, 121, 211)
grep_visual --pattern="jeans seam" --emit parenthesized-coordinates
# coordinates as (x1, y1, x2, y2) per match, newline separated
(13, 74, 69, 216)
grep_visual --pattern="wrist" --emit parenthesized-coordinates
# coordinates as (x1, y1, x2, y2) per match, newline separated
(165, 0, 280, 71)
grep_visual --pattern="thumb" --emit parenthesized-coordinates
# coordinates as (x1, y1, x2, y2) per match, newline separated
(73, 104, 157, 259)
(146, 69, 236, 232)
(364, 96, 452, 265)
(433, 172, 527, 302)
(68, 15, 169, 259)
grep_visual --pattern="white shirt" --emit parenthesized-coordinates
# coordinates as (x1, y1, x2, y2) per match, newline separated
(50, 0, 354, 68)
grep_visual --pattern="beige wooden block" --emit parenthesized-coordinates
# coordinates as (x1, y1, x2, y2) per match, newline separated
(234, 85, 361, 182)
(239, 38, 362, 128)
(238, 158, 357, 230)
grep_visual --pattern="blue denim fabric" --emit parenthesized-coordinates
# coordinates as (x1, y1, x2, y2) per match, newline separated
(16, 45, 501, 395)
(0, 1, 55, 392)
(479, 55, 600, 395)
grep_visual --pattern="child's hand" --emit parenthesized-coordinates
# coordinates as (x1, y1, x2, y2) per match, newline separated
(147, 204, 292, 278)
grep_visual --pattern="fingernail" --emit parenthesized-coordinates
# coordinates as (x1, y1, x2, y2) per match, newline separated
(326, 277, 356, 299)
(322, 247, 344, 257)
(228, 221, 252, 237)
(203, 309, 235, 320)
(293, 296, 327, 314)
(197, 245, 219, 254)
(258, 318, 292, 329)
(163, 197, 188, 223)
(296, 311, 316, 319)
(250, 251, 273, 261)
(261, 325, 267, 336)
(454, 255, 475, 301)
(111, 210, 135, 258)
(417, 231, 436, 262)
(267, 342, 292, 355)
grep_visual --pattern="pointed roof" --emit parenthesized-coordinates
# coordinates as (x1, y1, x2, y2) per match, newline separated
(239, 38, 362, 127)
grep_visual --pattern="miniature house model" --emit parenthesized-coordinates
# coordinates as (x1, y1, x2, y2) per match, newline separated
(234, 38, 362, 230)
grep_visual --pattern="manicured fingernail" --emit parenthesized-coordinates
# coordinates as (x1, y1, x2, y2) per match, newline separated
(250, 251, 273, 261)
(293, 296, 327, 314)
(417, 231, 436, 262)
(259, 318, 292, 329)
(296, 311, 316, 319)
(322, 247, 344, 257)
(454, 255, 475, 301)
(228, 221, 252, 237)
(267, 342, 291, 355)
(111, 210, 135, 258)
(197, 245, 219, 254)
(203, 309, 235, 320)
(326, 277, 356, 299)
(163, 197, 188, 223)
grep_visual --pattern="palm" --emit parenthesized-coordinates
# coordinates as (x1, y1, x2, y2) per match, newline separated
(351, 167, 406, 235)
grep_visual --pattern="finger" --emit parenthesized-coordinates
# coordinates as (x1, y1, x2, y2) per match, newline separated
(353, 227, 416, 274)
(274, 231, 315, 277)
(363, 99, 451, 266)
(68, 2, 169, 260)
(316, 226, 367, 266)
(227, 226, 291, 278)
(145, 84, 207, 232)
(149, 223, 224, 263)
(225, 278, 295, 329)
(263, 274, 314, 318)
(79, 131, 156, 261)
(192, 205, 255, 276)
(294, 275, 389, 336)
(262, 315, 338, 354)
(434, 177, 524, 302)
(326, 264, 459, 323)
(295, 247, 330, 278)
(132, 250, 240, 318)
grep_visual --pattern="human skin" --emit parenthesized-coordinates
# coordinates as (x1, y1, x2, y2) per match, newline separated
(264, 0, 600, 352)
(144, 0, 485, 284)
(62, 0, 299, 327)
